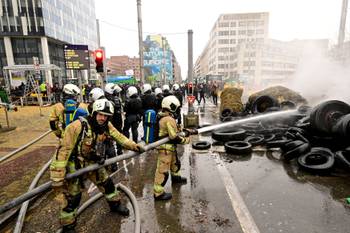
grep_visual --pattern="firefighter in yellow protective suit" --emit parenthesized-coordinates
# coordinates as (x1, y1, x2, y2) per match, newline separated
(50, 98, 145, 233)
(153, 95, 197, 201)
(49, 83, 88, 138)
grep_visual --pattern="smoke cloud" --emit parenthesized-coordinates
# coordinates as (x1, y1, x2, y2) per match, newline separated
(288, 42, 350, 106)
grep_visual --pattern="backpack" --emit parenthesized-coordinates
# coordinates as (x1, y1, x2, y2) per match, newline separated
(143, 109, 157, 144)
(63, 99, 79, 129)
(153, 113, 162, 142)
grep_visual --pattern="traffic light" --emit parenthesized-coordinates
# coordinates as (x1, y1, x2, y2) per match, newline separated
(188, 82, 193, 95)
(95, 49, 104, 73)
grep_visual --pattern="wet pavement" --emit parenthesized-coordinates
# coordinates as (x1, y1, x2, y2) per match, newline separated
(1, 102, 350, 232)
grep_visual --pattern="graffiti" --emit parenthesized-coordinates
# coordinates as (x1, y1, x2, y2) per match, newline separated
(143, 35, 173, 82)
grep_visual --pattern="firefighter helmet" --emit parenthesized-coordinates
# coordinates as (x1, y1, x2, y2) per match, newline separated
(92, 99, 114, 116)
(161, 95, 180, 113)
(105, 83, 122, 95)
(89, 87, 105, 102)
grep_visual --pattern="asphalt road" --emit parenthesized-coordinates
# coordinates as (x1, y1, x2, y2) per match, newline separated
(1, 102, 350, 233)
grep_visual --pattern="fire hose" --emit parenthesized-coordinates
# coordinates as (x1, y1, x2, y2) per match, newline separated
(0, 109, 297, 215)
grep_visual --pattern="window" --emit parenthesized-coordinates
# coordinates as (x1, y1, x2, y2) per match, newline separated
(238, 30, 246, 35)
(244, 61, 256, 66)
(230, 39, 236, 44)
(239, 21, 246, 26)
(230, 30, 236, 35)
(256, 29, 264, 34)
(230, 22, 236, 27)
(219, 22, 229, 27)
(218, 30, 229, 36)
(218, 39, 229, 44)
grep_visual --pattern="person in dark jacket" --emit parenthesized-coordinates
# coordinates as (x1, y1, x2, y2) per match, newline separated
(141, 83, 157, 112)
(154, 87, 164, 113)
(162, 84, 172, 97)
(123, 86, 143, 142)
(198, 84, 206, 105)
(172, 83, 183, 124)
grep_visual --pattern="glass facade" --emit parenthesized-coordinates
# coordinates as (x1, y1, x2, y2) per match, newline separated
(41, 0, 98, 50)
(11, 38, 43, 64)
(0, 38, 7, 86)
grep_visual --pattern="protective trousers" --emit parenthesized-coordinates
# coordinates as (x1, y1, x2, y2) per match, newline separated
(153, 150, 181, 197)
(59, 161, 120, 226)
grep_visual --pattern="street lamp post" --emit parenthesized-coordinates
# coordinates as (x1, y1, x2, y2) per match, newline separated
(136, 0, 144, 84)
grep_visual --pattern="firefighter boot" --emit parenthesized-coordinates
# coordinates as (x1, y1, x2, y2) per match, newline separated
(62, 222, 76, 233)
(108, 201, 130, 216)
(171, 175, 187, 184)
(154, 192, 172, 201)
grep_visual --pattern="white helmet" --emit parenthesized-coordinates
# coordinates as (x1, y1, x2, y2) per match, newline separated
(89, 87, 105, 102)
(161, 95, 180, 113)
(155, 88, 163, 96)
(105, 83, 122, 95)
(127, 86, 138, 98)
(143, 83, 152, 93)
(172, 84, 180, 91)
(63, 84, 80, 95)
(92, 99, 114, 116)
(162, 84, 170, 91)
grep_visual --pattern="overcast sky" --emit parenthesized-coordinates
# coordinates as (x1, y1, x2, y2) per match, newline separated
(95, 0, 345, 79)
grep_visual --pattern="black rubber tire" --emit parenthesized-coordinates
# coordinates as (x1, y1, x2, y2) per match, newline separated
(280, 101, 296, 110)
(265, 106, 281, 112)
(335, 150, 350, 170)
(263, 134, 276, 142)
(310, 100, 350, 134)
(281, 140, 305, 153)
(265, 139, 292, 148)
(297, 147, 335, 173)
(221, 108, 232, 118)
(192, 141, 211, 150)
(212, 129, 246, 142)
(282, 143, 310, 161)
(244, 135, 264, 146)
(251, 95, 278, 114)
(332, 114, 350, 137)
(224, 141, 252, 155)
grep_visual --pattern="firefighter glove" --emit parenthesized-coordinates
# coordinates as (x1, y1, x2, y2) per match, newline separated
(134, 143, 146, 153)
(183, 128, 198, 137)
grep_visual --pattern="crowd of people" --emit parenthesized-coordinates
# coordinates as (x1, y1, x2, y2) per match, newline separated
(48, 82, 204, 233)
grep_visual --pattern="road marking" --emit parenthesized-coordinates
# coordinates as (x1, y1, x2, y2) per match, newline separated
(214, 155, 260, 233)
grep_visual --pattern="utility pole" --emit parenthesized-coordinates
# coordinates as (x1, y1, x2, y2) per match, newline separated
(96, 19, 101, 48)
(338, 0, 348, 61)
(137, 0, 144, 84)
(162, 37, 166, 85)
(188, 29, 193, 84)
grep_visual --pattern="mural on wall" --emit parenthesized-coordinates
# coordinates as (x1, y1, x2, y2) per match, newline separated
(143, 35, 173, 84)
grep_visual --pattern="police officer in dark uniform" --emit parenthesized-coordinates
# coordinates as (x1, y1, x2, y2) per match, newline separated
(155, 87, 164, 113)
(123, 86, 143, 142)
(172, 83, 183, 124)
(141, 84, 157, 112)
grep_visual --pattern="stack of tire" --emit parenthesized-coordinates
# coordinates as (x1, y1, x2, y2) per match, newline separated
(219, 87, 244, 121)
(268, 100, 350, 174)
(211, 100, 350, 174)
(246, 85, 307, 114)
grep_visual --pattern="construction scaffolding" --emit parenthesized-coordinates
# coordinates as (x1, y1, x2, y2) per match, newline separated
(2, 64, 62, 105)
